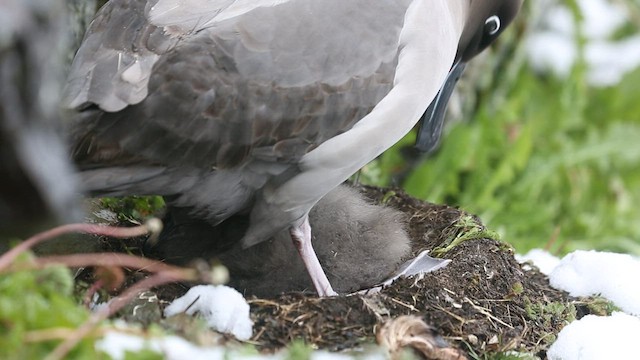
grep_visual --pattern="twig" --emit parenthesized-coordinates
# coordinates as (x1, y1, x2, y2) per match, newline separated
(44, 306, 106, 360)
(0, 219, 217, 360)
(35, 253, 185, 275)
(105, 271, 184, 315)
(0, 219, 162, 271)
(389, 297, 420, 312)
(463, 297, 514, 329)
(45, 271, 184, 360)
(433, 305, 467, 324)
(83, 279, 104, 307)
(24, 327, 102, 343)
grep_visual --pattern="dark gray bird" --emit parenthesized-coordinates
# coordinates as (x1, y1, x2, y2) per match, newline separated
(149, 185, 412, 297)
(63, 0, 522, 296)
(0, 0, 79, 240)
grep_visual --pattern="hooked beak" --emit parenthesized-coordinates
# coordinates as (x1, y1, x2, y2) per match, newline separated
(415, 61, 467, 153)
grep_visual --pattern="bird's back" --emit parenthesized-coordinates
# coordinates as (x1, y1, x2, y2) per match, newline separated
(65, 0, 412, 226)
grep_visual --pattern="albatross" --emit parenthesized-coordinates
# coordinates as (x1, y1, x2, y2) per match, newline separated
(64, 0, 522, 296)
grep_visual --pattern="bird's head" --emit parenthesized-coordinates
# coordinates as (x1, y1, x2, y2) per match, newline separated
(457, 0, 524, 62)
(415, 0, 523, 152)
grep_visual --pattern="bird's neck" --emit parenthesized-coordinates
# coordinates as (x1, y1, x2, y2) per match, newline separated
(267, 0, 466, 213)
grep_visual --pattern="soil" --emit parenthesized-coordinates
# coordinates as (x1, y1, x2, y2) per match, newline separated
(75, 185, 582, 358)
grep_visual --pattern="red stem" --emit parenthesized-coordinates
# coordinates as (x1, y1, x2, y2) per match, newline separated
(0, 222, 152, 271)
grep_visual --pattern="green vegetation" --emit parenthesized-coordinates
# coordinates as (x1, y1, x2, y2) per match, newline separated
(284, 341, 314, 360)
(99, 196, 165, 224)
(575, 296, 620, 316)
(523, 298, 577, 349)
(0, 253, 360, 359)
(431, 215, 501, 257)
(525, 299, 577, 327)
(0, 254, 102, 359)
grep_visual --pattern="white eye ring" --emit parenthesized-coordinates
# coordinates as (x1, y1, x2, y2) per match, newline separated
(485, 15, 501, 35)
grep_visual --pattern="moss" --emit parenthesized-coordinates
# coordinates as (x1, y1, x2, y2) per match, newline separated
(523, 297, 576, 349)
(432, 215, 501, 256)
(575, 296, 620, 316)
(99, 196, 165, 224)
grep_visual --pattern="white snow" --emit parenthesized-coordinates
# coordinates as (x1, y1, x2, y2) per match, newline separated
(96, 332, 220, 360)
(547, 312, 640, 360)
(518, 249, 640, 359)
(526, 32, 576, 78)
(97, 329, 389, 360)
(549, 250, 640, 316)
(164, 285, 253, 341)
(585, 36, 640, 85)
(96, 330, 275, 360)
(576, 0, 627, 40)
(310, 353, 360, 360)
(516, 249, 561, 275)
(526, 0, 640, 86)
(518, 249, 640, 316)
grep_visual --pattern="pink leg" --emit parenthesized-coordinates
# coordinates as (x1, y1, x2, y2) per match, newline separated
(290, 216, 337, 297)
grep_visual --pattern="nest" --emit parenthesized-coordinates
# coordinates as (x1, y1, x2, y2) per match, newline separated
(77, 186, 576, 358)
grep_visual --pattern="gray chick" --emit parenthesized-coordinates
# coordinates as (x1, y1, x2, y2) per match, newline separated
(148, 185, 411, 297)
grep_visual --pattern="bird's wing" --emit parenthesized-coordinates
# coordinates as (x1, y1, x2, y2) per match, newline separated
(69, 0, 412, 169)
(63, 0, 174, 112)
(63, 0, 275, 112)
(146, 0, 291, 31)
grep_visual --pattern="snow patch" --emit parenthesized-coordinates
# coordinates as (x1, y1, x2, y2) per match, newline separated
(549, 250, 640, 316)
(548, 312, 640, 360)
(516, 249, 561, 275)
(164, 285, 253, 341)
(526, 0, 640, 86)
(96, 331, 226, 359)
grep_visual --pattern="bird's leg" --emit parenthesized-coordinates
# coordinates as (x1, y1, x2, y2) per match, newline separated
(290, 216, 338, 297)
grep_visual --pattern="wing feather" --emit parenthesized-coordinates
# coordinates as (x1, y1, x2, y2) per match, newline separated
(63, 0, 173, 111)
(69, 0, 412, 171)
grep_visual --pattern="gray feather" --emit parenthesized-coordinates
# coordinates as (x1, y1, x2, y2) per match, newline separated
(68, 0, 411, 238)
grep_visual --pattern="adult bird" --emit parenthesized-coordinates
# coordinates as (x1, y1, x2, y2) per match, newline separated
(63, 0, 522, 296)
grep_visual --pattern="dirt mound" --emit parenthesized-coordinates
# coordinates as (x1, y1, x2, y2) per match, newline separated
(77, 186, 578, 358)
(245, 187, 572, 357)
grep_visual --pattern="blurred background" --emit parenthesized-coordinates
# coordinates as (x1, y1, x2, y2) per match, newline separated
(360, 0, 640, 255)
(59, 0, 640, 256)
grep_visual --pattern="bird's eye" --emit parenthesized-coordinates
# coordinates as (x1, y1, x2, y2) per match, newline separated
(484, 15, 501, 35)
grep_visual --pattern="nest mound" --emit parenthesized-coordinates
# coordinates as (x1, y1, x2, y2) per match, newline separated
(77, 186, 575, 357)
(245, 186, 571, 356)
